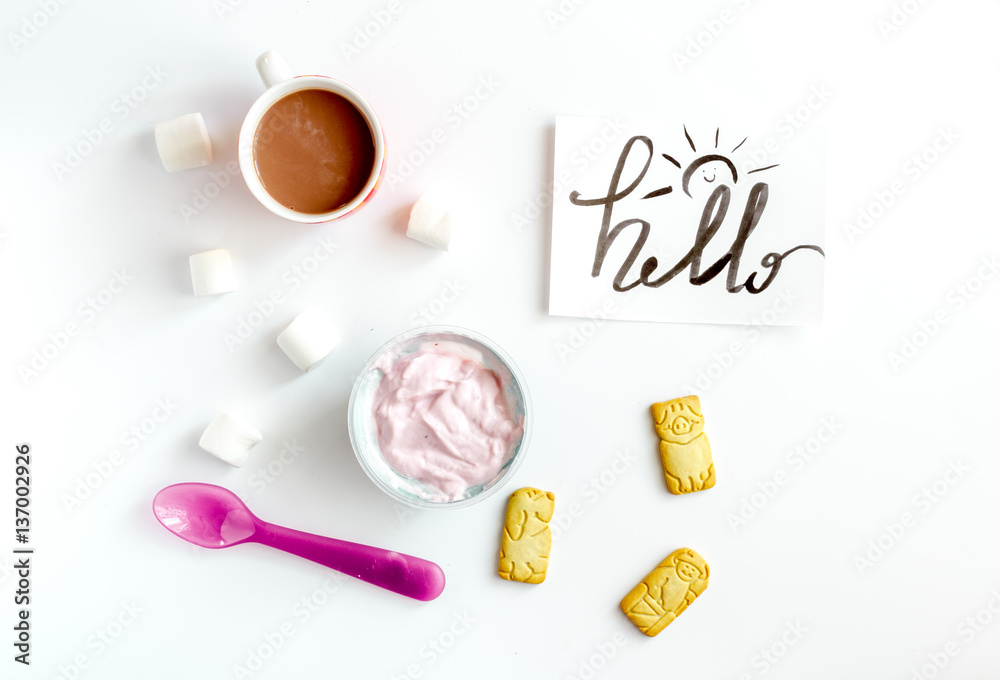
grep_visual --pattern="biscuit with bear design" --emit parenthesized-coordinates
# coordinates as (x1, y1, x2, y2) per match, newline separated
(498, 487, 554, 584)
(651, 395, 715, 494)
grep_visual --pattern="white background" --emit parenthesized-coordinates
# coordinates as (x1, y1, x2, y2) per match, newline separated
(2, 1, 999, 679)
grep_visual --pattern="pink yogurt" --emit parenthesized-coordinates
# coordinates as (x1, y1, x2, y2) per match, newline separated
(372, 341, 522, 500)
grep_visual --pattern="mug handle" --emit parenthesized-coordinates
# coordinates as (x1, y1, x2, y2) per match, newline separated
(256, 50, 294, 89)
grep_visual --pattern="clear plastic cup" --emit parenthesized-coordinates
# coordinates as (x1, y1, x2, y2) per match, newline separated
(348, 326, 532, 509)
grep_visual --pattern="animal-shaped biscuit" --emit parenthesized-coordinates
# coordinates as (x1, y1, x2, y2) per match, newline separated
(621, 548, 709, 637)
(498, 487, 554, 584)
(651, 395, 715, 494)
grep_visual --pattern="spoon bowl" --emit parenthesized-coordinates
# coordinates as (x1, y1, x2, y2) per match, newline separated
(153, 482, 257, 548)
(152, 482, 445, 601)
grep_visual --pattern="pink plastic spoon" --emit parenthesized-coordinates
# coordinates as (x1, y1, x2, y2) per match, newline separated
(152, 482, 445, 601)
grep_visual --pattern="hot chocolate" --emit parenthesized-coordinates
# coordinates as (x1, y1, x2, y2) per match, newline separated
(253, 89, 376, 215)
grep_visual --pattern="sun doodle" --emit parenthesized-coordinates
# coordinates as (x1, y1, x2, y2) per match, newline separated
(641, 125, 779, 200)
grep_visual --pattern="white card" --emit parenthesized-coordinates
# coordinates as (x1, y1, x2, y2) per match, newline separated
(548, 116, 826, 326)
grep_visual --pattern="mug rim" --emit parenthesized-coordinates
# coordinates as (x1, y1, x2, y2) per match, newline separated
(238, 75, 385, 224)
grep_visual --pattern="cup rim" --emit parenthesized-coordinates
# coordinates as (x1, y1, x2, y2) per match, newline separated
(237, 75, 385, 224)
(347, 325, 533, 509)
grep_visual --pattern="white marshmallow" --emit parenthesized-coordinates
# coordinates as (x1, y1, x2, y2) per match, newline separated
(406, 192, 453, 251)
(155, 113, 213, 172)
(277, 310, 339, 371)
(199, 412, 262, 467)
(190, 249, 236, 297)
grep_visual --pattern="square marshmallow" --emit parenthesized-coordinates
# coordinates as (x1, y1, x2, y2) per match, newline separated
(155, 113, 213, 172)
(277, 310, 340, 371)
(190, 248, 237, 297)
(198, 412, 263, 467)
(406, 192, 453, 251)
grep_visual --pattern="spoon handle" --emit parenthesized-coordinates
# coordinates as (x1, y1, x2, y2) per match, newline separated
(254, 522, 446, 601)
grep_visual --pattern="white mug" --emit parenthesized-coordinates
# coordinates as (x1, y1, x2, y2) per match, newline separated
(238, 50, 386, 224)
